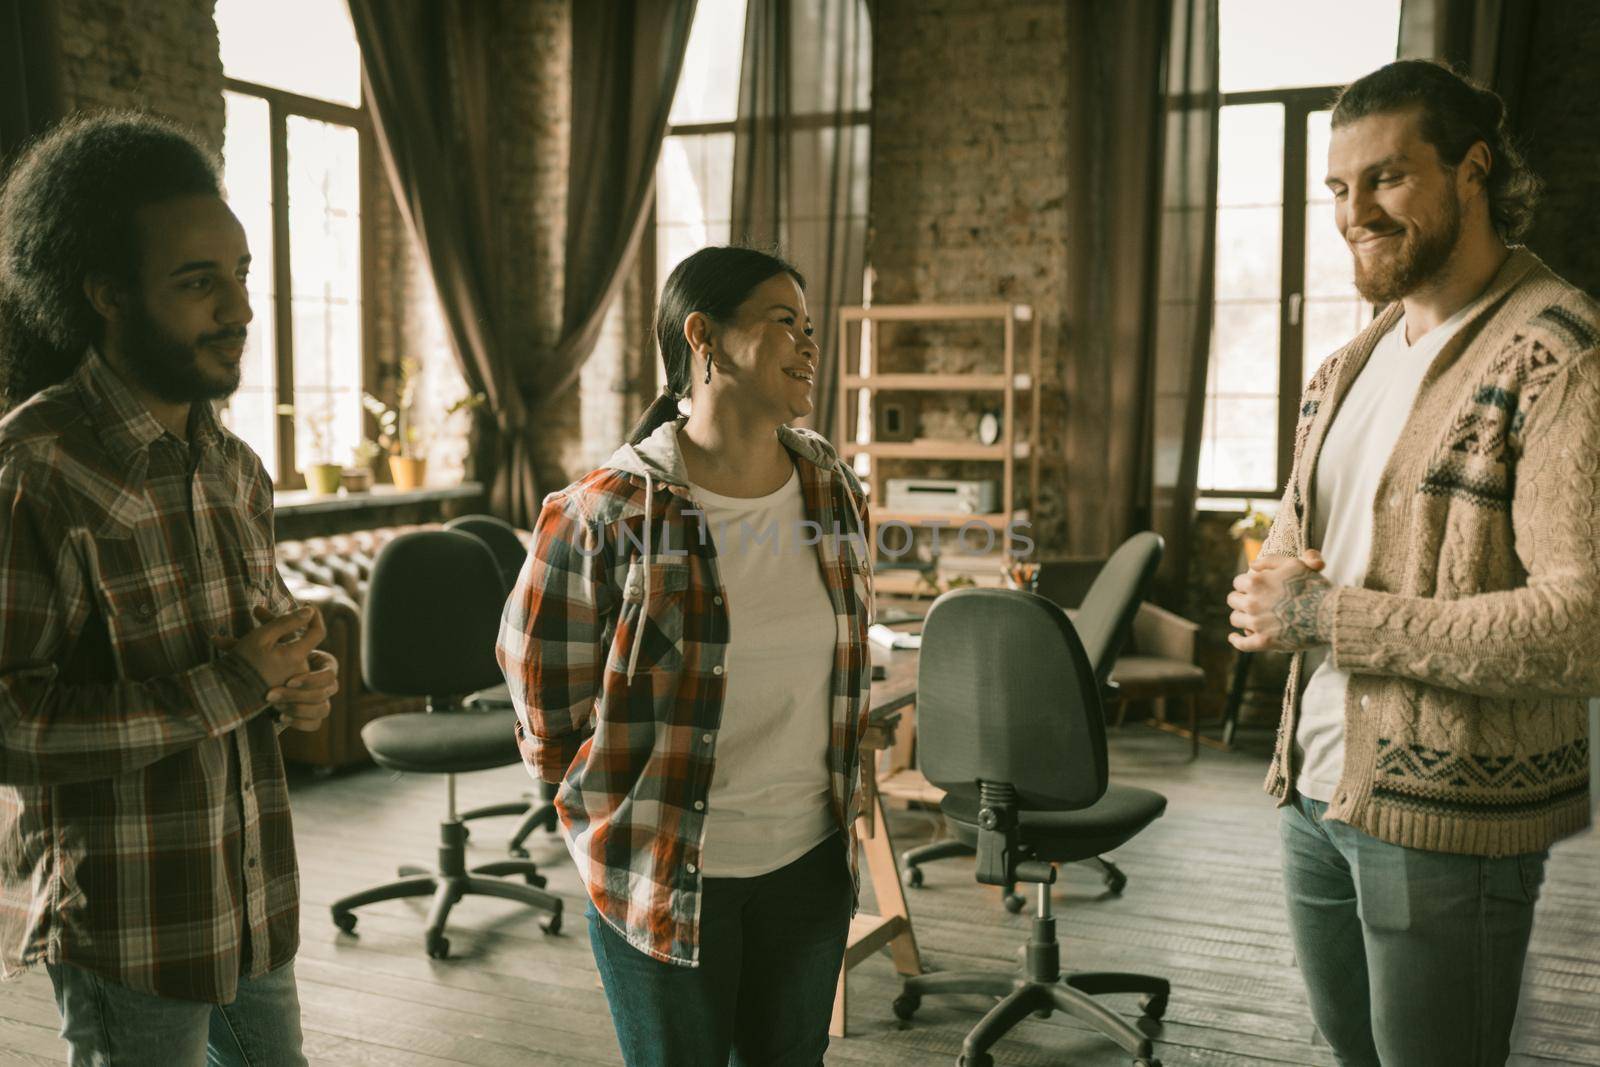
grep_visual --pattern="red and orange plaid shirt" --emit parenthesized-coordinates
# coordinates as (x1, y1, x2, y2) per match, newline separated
(498, 419, 874, 965)
(0, 352, 298, 1002)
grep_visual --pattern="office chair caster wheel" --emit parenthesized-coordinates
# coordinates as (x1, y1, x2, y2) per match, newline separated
(1002, 892, 1026, 913)
(526, 873, 547, 888)
(957, 1054, 993, 1067)
(903, 866, 924, 888)
(332, 910, 356, 934)
(892, 993, 920, 1020)
(539, 912, 562, 935)
(1104, 868, 1128, 895)
(509, 846, 530, 859)
(1133, 1059, 1161, 1067)
(426, 934, 450, 959)
(1140, 993, 1167, 1021)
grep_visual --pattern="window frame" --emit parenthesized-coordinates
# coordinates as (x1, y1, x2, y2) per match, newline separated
(1200, 83, 1349, 500)
(223, 75, 377, 490)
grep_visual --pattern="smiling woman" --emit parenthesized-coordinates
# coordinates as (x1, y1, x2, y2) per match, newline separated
(504, 244, 871, 1067)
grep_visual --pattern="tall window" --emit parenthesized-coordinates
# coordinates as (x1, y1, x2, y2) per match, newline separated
(217, 0, 366, 486)
(1199, 0, 1402, 497)
(653, 0, 751, 305)
(649, 0, 871, 322)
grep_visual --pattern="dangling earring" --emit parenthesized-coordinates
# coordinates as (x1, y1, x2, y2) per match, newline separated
(704, 351, 713, 385)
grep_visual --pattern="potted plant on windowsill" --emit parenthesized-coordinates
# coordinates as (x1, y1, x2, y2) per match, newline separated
(1229, 506, 1276, 565)
(362, 358, 484, 491)
(278, 402, 344, 496)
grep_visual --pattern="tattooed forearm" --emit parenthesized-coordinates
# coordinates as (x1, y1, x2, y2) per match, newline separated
(1273, 571, 1333, 650)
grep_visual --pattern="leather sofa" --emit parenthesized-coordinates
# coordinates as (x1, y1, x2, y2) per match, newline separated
(273, 523, 527, 768)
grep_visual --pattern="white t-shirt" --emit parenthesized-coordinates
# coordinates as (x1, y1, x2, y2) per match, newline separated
(688, 469, 838, 877)
(1296, 309, 1471, 801)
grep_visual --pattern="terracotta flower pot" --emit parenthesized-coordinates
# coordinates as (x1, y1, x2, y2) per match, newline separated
(1242, 536, 1265, 565)
(388, 455, 427, 490)
(306, 463, 344, 496)
(340, 467, 373, 493)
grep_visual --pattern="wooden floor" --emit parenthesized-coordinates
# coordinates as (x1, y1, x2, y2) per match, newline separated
(1, 728, 1596, 1066)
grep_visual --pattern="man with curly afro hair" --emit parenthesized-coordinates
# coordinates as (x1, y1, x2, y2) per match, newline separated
(0, 111, 339, 1065)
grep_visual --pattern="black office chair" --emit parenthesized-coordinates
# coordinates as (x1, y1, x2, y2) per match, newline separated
(1031, 556, 1105, 615)
(443, 514, 560, 859)
(329, 529, 562, 958)
(892, 588, 1169, 1066)
(901, 533, 1164, 907)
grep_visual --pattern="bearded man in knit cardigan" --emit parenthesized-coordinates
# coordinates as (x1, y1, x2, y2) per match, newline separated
(1227, 60, 1597, 1067)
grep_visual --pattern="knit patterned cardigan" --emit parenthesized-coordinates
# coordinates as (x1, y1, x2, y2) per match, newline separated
(1261, 248, 1598, 857)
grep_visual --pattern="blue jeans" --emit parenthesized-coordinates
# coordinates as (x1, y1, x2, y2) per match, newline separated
(47, 959, 306, 1067)
(1279, 794, 1545, 1067)
(588, 832, 853, 1067)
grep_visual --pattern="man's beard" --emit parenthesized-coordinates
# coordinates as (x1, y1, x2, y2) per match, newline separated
(1350, 191, 1462, 305)
(121, 301, 244, 404)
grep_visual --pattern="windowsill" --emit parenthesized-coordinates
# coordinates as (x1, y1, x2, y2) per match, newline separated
(274, 481, 484, 518)
(1195, 496, 1281, 514)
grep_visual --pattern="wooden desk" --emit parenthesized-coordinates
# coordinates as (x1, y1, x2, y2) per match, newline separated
(832, 644, 923, 1037)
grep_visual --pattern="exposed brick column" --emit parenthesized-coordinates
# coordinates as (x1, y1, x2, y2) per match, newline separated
(55, 0, 225, 149)
(869, 0, 1070, 552)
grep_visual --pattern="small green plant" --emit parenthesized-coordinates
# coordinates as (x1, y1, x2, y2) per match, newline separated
(276, 400, 338, 465)
(362, 357, 484, 460)
(913, 569, 977, 597)
(1229, 507, 1274, 542)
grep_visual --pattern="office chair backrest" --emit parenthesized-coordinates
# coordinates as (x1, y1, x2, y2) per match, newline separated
(362, 529, 507, 697)
(1072, 532, 1164, 682)
(444, 514, 528, 594)
(918, 588, 1109, 810)
(1032, 557, 1105, 611)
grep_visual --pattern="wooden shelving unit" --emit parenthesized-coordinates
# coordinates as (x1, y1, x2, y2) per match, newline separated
(835, 303, 1041, 559)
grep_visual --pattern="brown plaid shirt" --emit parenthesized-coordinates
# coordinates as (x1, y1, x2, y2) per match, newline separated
(498, 420, 873, 966)
(0, 352, 298, 1003)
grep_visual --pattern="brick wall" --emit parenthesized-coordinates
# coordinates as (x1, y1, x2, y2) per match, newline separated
(54, 0, 224, 149)
(868, 0, 1071, 553)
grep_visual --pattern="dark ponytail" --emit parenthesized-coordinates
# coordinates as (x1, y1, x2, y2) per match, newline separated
(624, 245, 806, 445)
(624, 392, 683, 447)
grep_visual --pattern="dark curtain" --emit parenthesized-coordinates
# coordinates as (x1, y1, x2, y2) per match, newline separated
(350, 1, 695, 526)
(1063, 0, 1167, 558)
(1, 0, 61, 170)
(1063, 0, 1218, 604)
(348, 1, 527, 516)
(731, 0, 870, 441)
(545, 0, 697, 411)
(1148, 0, 1220, 606)
(1397, 0, 1538, 122)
